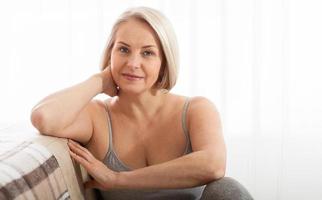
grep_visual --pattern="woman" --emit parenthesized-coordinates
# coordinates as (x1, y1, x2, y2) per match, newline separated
(30, 7, 226, 200)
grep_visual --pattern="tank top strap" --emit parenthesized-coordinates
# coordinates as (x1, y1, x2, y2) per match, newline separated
(182, 97, 192, 153)
(104, 102, 114, 151)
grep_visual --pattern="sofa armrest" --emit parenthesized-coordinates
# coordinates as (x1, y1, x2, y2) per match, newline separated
(0, 122, 96, 200)
(32, 136, 96, 200)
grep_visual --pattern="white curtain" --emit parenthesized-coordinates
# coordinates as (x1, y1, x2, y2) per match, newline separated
(1, 0, 322, 199)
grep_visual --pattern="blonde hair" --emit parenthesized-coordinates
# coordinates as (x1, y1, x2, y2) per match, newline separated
(100, 7, 179, 90)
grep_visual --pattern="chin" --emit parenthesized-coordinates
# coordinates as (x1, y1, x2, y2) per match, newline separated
(119, 86, 147, 95)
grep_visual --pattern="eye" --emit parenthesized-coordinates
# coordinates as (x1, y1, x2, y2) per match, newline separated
(142, 51, 154, 57)
(119, 46, 129, 53)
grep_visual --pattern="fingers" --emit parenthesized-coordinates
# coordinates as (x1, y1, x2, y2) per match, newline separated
(68, 139, 89, 155)
(101, 66, 118, 97)
(69, 149, 92, 169)
(67, 139, 93, 162)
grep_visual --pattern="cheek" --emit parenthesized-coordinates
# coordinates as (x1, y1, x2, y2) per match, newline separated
(110, 56, 121, 82)
(154, 60, 162, 76)
(110, 54, 123, 71)
(148, 62, 162, 80)
(110, 52, 117, 67)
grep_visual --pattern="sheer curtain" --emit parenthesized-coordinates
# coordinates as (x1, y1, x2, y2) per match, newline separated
(1, 0, 321, 199)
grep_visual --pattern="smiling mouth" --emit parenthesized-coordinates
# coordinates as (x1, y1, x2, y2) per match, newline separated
(122, 73, 144, 80)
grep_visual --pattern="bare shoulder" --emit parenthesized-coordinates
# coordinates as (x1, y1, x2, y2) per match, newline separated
(87, 99, 107, 114)
(187, 96, 221, 131)
(78, 99, 105, 128)
(87, 99, 111, 130)
(188, 96, 219, 113)
(185, 96, 224, 153)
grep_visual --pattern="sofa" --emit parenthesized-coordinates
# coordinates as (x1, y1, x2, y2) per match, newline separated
(0, 123, 253, 200)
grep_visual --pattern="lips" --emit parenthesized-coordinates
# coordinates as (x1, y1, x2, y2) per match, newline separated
(122, 73, 144, 81)
(122, 73, 144, 78)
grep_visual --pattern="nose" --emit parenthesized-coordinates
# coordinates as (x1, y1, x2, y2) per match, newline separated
(127, 53, 141, 70)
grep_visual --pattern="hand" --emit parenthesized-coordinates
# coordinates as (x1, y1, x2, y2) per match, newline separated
(67, 139, 117, 190)
(96, 66, 118, 97)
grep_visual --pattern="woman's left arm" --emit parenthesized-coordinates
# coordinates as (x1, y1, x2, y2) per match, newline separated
(68, 97, 226, 190)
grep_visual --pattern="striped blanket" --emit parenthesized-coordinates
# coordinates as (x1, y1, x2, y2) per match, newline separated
(0, 141, 70, 200)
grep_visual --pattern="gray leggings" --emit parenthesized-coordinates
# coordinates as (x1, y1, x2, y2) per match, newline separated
(200, 177, 254, 200)
(93, 177, 254, 200)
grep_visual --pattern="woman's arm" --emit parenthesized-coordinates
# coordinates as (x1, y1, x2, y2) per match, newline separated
(114, 97, 226, 189)
(30, 67, 117, 143)
(68, 97, 226, 190)
(114, 150, 224, 189)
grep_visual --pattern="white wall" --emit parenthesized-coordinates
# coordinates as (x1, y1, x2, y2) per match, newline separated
(1, 0, 322, 199)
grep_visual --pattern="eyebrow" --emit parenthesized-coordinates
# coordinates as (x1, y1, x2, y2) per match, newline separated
(117, 41, 157, 49)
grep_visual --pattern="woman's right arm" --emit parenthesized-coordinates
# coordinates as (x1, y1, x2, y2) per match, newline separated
(30, 67, 116, 144)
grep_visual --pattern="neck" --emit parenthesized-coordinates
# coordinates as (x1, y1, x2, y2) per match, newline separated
(115, 89, 168, 123)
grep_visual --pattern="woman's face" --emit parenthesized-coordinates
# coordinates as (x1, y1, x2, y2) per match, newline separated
(110, 18, 163, 95)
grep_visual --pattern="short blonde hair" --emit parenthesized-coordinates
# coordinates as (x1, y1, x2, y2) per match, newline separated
(100, 7, 179, 90)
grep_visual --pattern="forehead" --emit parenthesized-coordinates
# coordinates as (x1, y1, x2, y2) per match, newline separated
(115, 18, 161, 48)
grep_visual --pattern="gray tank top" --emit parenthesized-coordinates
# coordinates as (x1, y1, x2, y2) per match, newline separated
(98, 98, 205, 200)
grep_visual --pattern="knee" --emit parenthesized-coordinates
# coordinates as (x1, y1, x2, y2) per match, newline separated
(200, 177, 254, 200)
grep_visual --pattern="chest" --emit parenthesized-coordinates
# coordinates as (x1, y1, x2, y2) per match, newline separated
(111, 113, 188, 169)
(87, 109, 189, 170)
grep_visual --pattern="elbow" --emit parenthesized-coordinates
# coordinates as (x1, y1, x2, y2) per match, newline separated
(204, 157, 226, 182)
(31, 109, 43, 132)
(204, 166, 225, 183)
(30, 109, 53, 135)
(212, 167, 226, 180)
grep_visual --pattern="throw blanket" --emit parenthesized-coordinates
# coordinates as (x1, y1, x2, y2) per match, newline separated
(0, 141, 70, 200)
